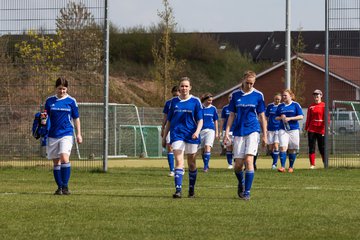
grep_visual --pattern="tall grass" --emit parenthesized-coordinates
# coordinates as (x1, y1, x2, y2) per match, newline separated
(0, 167, 359, 240)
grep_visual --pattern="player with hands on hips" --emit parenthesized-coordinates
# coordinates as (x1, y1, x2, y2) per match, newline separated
(275, 89, 303, 173)
(265, 93, 282, 170)
(161, 86, 180, 177)
(223, 71, 267, 201)
(162, 77, 203, 198)
(45, 77, 82, 195)
(199, 93, 219, 172)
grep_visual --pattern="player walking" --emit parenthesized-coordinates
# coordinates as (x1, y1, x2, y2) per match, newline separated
(45, 77, 82, 195)
(162, 77, 203, 198)
(199, 93, 219, 172)
(224, 71, 267, 201)
(161, 86, 180, 177)
(275, 89, 304, 173)
(265, 93, 282, 169)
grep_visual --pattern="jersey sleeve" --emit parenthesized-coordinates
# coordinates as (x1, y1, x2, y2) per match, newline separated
(167, 99, 174, 122)
(256, 95, 266, 114)
(296, 103, 304, 116)
(213, 107, 219, 121)
(265, 105, 270, 117)
(195, 99, 203, 122)
(71, 99, 80, 119)
(228, 95, 236, 113)
(221, 107, 226, 119)
(162, 100, 170, 114)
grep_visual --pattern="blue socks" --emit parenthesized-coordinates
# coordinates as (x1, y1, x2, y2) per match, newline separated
(244, 170, 254, 197)
(280, 151, 287, 168)
(289, 153, 297, 168)
(226, 151, 233, 165)
(174, 168, 184, 193)
(61, 162, 71, 188)
(53, 165, 62, 188)
(235, 171, 244, 191)
(167, 152, 175, 172)
(189, 169, 198, 191)
(272, 150, 279, 166)
(203, 152, 211, 170)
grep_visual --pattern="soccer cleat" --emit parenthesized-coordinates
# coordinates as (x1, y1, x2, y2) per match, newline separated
(54, 188, 63, 195)
(227, 164, 233, 169)
(288, 167, 294, 173)
(310, 165, 316, 169)
(237, 184, 244, 198)
(168, 171, 175, 177)
(173, 191, 182, 198)
(238, 192, 250, 201)
(203, 167, 209, 173)
(278, 167, 286, 173)
(188, 188, 195, 198)
(62, 187, 71, 195)
(271, 165, 277, 170)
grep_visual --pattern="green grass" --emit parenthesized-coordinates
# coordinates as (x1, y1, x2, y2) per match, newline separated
(0, 167, 360, 240)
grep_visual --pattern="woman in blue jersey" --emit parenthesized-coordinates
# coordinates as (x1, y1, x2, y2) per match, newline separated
(219, 94, 235, 169)
(265, 93, 282, 169)
(162, 77, 203, 198)
(45, 77, 82, 195)
(199, 93, 219, 172)
(223, 71, 267, 201)
(275, 89, 304, 173)
(161, 86, 180, 177)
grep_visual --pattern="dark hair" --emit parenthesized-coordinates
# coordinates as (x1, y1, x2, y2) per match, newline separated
(171, 86, 179, 92)
(55, 77, 68, 88)
(201, 92, 213, 102)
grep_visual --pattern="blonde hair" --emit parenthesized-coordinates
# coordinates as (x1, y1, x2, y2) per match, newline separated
(283, 89, 295, 100)
(243, 70, 256, 79)
(179, 76, 191, 85)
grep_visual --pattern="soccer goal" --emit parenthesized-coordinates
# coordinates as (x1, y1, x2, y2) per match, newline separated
(76, 103, 149, 159)
(330, 100, 360, 167)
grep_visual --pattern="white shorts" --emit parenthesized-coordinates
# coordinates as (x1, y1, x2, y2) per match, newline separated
(172, 140, 198, 154)
(233, 132, 260, 159)
(279, 129, 300, 149)
(166, 131, 171, 144)
(200, 129, 215, 148)
(47, 136, 74, 160)
(267, 130, 279, 145)
(222, 130, 234, 147)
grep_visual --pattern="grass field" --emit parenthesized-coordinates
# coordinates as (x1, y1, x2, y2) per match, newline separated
(0, 158, 360, 240)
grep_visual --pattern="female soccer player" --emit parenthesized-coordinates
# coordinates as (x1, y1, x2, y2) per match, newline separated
(265, 93, 282, 169)
(223, 71, 267, 201)
(45, 77, 82, 195)
(161, 86, 180, 177)
(275, 89, 304, 173)
(219, 94, 235, 169)
(162, 77, 203, 198)
(304, 89, 326, 169)
(199, 93, 219, 172)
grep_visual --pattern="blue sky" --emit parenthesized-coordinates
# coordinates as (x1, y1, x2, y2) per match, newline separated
(109, 0, 325, 32)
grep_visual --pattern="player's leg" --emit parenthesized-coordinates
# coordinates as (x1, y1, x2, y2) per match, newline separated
(59, 136, 73, 195)
(278, 130, 289, 172)
(172, 141, 185, 198)
(288, 130, 300, 173)
(307, 131, 317, 168)
(225, 132, 234, 169)
(47, 137, 63, 195)
(186, 143, 199, 198)
(233, 136, 246, 198)
(317, 133, 325, 166)
(166, 132, 175, 176)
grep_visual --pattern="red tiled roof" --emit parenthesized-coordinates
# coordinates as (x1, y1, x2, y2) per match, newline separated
(300, 53, 360, 85)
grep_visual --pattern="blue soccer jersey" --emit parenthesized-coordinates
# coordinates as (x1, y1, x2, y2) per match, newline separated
(45, 95, 80, 138)
(167, 95, 203, 144)
(265, 103, 281, 131)
(228, 88, 266, 136)
(221, 104, 235, 132)
(276, 101, 304, 130)
(162, 98, 172, 115)
(202, 105, 218, 130)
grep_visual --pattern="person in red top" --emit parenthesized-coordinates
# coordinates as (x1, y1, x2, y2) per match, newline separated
(305, 89, 326, 169)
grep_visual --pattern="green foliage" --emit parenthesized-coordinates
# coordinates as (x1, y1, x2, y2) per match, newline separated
(0, 167, 359, 239)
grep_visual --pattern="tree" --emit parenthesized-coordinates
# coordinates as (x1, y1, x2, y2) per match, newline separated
(15, 30, 64, 102)
(56, 1, 103, 72)
(291, 31, 306, 105)
(152, 0, 185, 102)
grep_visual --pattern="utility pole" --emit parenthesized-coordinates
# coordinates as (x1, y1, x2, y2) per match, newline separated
(285, 0, 291, 89)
